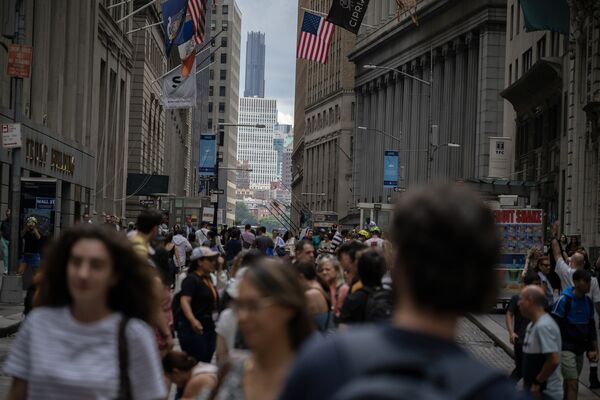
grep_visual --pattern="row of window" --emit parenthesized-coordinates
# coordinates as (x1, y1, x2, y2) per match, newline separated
(507, 33, 561, 84)
(207, 102, 226, 113)
(210, 52, 228, 64)
(209, 69, 227, 80)
(209, 86, 227, 97)
(306, 105, 341, 133)
(212, 4, 229, 15)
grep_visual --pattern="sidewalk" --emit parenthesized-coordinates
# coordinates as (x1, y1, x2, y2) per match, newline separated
(0, 303, 22, 338)
(469, 313, 600, 399)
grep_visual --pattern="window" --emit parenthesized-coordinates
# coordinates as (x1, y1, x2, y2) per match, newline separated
(222, 21, 229, 31)
(516, 1, 521, 34)
(510, 5, 514, 40)
(221, 37, 228, 48)
(212, 5, 216, 14)
(537, 36, 546, 60)
(515, 58, 519, 80)
(219, 86, 226, 96)
(211, 21, 216, 31)
(221, 53, 227, 64)
(550, 32, 560, 56)
(209, 69, 214, 80)
(210, 53, 215, 62)
(209, 86, 214, 96)
(220, 70, 226, 80)
(508, 64, 512, 85)
(219, 102, 225, 113)
(208, 119, 213, 130)
(222, 5, 228, 14)
(208, 102, 213, 112)
(522, 48, 532, 73)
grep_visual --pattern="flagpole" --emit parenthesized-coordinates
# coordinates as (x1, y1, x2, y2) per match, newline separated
(117, 0, 157, 23)
(126, 21, 162, 35)
(300, 6, 376, 28)
(196, 61, 214, 76)
(107, 0, 132, 10)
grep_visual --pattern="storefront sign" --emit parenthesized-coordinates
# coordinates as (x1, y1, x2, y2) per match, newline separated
(1, 123, 22, 149)
(35, 197, 55, 210)
(488, 137, 512, 179)
(383, 150, 399, 188)
(24, 139, 75, 175)
(494, 209, 542, 224)
(7, 44, 32, 78)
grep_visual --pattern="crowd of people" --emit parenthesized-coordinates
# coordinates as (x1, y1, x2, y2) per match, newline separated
(505, 221, 600, 399)
(3, 184, 546, 399)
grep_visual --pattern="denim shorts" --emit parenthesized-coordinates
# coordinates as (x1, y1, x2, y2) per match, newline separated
(21, 253, 41, 268)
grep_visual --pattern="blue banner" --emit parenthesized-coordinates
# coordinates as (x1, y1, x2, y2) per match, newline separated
(383, 150, 399, 188)
(161, 0, 188, 55)
(199, 134, 217, 177)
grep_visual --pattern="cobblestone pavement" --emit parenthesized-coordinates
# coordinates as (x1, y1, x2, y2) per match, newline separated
(457, 318, 514, 374)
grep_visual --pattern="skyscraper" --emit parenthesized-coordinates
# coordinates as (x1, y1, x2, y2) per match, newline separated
(244, 31, 266, 98)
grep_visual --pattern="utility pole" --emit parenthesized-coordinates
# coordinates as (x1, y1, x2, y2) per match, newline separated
(8, 0, 25, 275)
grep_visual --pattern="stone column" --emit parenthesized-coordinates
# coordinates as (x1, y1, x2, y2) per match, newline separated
(419, 53, 432, 184)
(384, 73, 395, 199)
(464, 32, 479, 179)
(408, 60, 421, 186)
(401, 65, 413, 183)
(392, 72, 403, 196)
(451, 38, 467, 179)
(440, 43, 455, 182)
(431, 49, 444, 181)
(376, 77, 386, 203)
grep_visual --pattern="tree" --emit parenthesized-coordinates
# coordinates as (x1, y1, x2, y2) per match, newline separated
(258, 216, 285, 232)
(235, 202, 257, 226)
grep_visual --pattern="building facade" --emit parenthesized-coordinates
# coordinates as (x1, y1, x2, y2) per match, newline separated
(292, 0, 356, 229)
(350, 0, 506, 228)
(0, 0, 134, 234)
(244, 31, 266, 98)
(206, 0, 241, 226)
(237, 97, 278, 189)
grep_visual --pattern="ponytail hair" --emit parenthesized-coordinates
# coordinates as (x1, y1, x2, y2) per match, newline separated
(162, 351, 197, 373)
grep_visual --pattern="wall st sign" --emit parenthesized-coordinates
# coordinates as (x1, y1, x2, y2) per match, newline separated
(25, 139, 75, 176)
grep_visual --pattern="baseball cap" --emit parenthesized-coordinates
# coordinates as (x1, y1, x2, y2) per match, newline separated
(190, 246, 219, 261)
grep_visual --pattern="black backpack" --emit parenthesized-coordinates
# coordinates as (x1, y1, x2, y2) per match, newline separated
(331, 328, 504, 400)
(172, 273, 201, 327)
(363, 286, 393, 322)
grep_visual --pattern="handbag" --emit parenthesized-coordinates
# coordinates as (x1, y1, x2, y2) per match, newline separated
(115, 317, 132, 400)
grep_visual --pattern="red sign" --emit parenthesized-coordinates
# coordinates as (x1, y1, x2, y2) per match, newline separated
(7, 44, 32, 78)
(494, 209, 542, 224)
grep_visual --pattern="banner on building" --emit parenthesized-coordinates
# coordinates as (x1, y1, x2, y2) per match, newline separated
(199, 133, 217, 177)
(488, 137, 512, 179)
(20, 178, 56, 238)
(326, 0, 371, 35)
(520, 0, 569, 35)
(202, 207, 215, 223)
(161, 59, 197, 109)
(161, 0, 188, 55)
(383, 150, 399, 188)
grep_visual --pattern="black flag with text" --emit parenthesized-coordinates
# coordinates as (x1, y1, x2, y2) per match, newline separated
(326, 0, 371, 35)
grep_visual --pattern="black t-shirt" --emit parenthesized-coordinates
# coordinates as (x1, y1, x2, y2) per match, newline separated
(339, 287, 370, 324)
(508, 294, 530, 340)
(23, 230, 42, 253)
(180, 272, 219, 328)
(224, 239, 242, 262)
(279, 325, 522, 400)
(255, 235, 274, 255)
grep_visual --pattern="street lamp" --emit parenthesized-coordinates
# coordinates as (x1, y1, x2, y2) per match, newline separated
(211, 123, 266, 226)
(301, 193, 326, 196)
(362, 62, 437, 182)
(357, 126, 402, 144)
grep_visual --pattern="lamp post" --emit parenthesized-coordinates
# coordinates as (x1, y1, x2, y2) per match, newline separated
(214, 123, 266, 226)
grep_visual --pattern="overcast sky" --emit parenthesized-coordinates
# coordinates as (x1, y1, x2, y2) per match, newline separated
(236, 0, 297, 125)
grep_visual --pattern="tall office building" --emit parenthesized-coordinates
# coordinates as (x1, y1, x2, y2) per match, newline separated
(207, 0, 242, 225)
(244, 31, 266, 98)
(237, 97, 278, 189)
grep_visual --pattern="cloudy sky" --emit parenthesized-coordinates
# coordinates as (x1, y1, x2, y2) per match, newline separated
(236, 0, 297, 125)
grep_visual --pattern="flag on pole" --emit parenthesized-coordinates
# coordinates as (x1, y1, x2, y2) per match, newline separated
(297, 11, 335, 64)
(161, 0, 189, 56)
(176, 21, 197, 77)
(326, 0, 371, 34)
(188, 0, 208, 44)
(161, 59, 197, 109)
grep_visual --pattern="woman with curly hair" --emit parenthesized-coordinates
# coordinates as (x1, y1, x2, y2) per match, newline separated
(4, 224, 167, 399)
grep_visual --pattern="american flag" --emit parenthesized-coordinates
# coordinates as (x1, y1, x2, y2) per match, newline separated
(297, 11, 335, 64)
(188, 0, 207, 44)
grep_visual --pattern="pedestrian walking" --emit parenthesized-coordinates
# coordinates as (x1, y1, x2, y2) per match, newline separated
(519, 285, 563, 399)
(17, 216, 43, 276)
(163, 351, 217, 399)
(241, 224, 255, 249)
(336, 241, 367, 294)
(253, 226, 274, 255)
(203, 259, 313, 400)
(329, 228, 345, 255)
(295, 261, 333, 332)
(533, 256, 555, 305)
(505, 272, 541, 382)
(224, 229, 243, 265)
(129, 209, 162, 259)
(172, 225, 193, 271)
(1, 208, 11, 274)
(283, 231, 296, 257)
(196, 222, 211, 246)
(317, 254, 348, 317)
(4, 224, 167, 399)
(272, 229, 286, 256)
(279, 185, 518, 399)
(551, 269, 598, 399)
(294, 240, 315, 265)
(177, 247, 220, 363)
(364, 226, 385, 249)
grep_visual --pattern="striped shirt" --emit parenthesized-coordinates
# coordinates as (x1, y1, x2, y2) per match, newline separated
(4, 307, 167, 400)
(329, 231, 343, 254)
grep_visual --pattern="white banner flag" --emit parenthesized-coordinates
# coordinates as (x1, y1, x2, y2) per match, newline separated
(161, 60, 197, 109)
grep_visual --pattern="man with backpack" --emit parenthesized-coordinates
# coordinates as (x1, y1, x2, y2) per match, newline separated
(551, 269, 598, 400)
(279, 185, 519, 399)
(338, 249, 391, 326)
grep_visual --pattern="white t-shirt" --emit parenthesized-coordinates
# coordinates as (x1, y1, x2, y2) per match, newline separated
(215, 308, 249, 361)
(4, 307, 167, 400)
(365, 237, 384, 249)
(555, 258, 600, 303)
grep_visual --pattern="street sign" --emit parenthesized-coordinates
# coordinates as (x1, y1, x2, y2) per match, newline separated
(210, 194, 218, 203)
(140, 199, 155, 207)
(374, 203, 382, 210)
(210, 189, 224, 195)
(393, 187, 406, 192)
(7, 44, 32, 78)
(1, 123, 22, 149)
